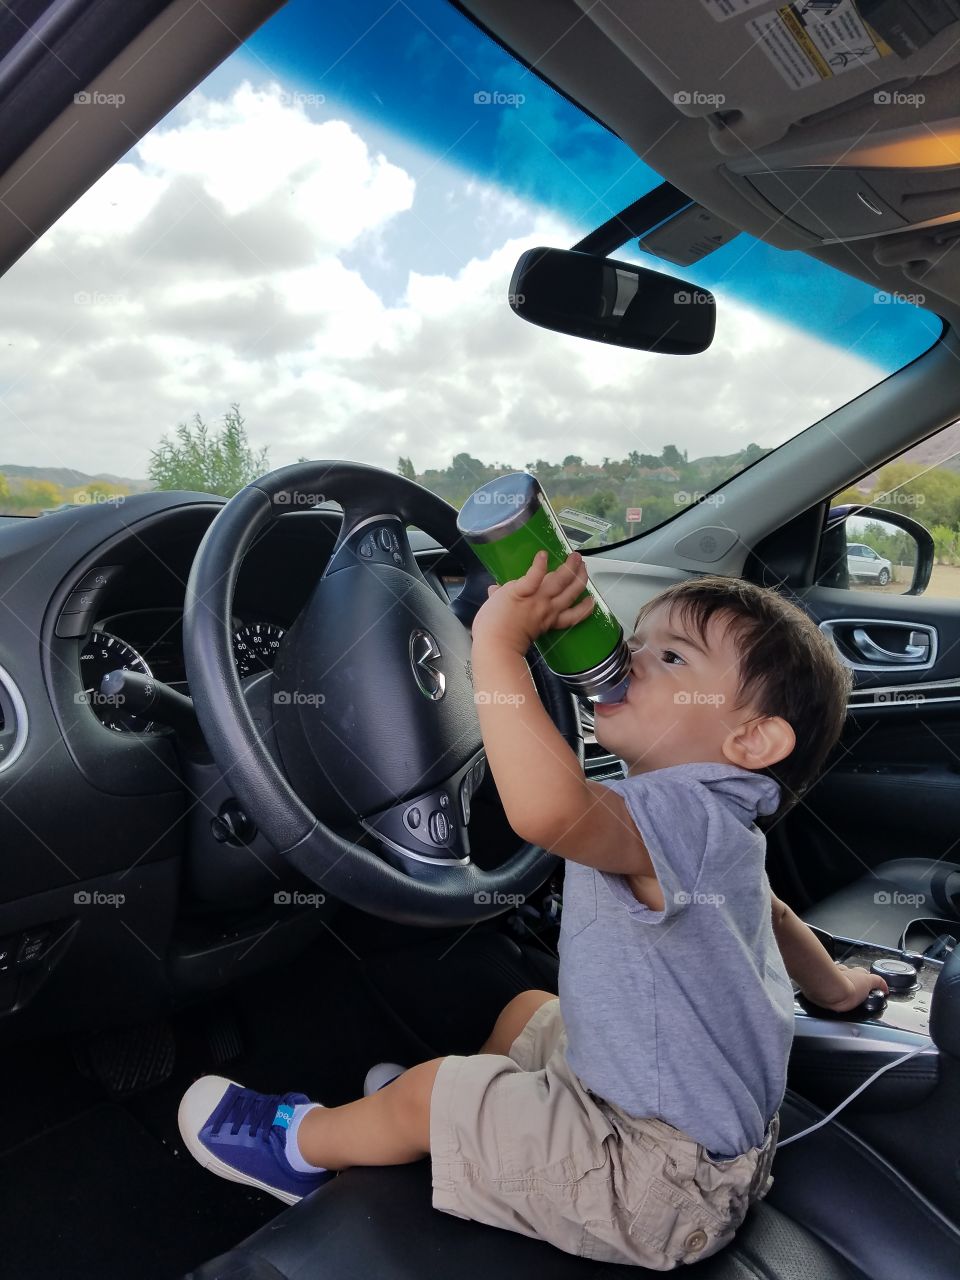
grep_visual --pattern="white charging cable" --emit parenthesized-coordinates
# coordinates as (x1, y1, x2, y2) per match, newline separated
(777, 1044, 933, 1146)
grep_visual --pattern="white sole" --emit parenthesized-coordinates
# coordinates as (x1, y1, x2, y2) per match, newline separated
(177, 1076, 301, 1206)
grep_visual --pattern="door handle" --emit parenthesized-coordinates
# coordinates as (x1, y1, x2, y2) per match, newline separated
(851, 627, 930, 665)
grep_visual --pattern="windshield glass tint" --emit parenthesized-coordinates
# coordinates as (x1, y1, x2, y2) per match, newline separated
(0, 0, 942, 536)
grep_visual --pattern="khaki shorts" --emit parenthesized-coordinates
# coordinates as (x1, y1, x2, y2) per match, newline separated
(430, 997, 779, 1269)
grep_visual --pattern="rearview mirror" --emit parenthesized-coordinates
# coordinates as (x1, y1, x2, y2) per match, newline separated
(508, 247, 716, 354)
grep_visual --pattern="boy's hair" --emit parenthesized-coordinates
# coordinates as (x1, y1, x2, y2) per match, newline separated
(633, 576, 853, 817)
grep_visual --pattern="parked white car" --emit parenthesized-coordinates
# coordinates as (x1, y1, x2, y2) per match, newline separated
(847, 542, 893, 585)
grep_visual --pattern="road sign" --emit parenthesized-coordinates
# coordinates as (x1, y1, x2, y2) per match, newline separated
(626, 507, 643, 523)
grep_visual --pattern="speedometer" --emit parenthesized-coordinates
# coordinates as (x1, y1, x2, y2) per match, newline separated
(78, 632, 157, 733)
(232, 623, 285, 679)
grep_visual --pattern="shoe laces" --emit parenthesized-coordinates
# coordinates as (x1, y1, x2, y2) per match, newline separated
(215, 1087, 293, 1140)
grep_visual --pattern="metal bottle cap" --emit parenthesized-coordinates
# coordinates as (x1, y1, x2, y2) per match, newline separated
(456, 472, 541, 544)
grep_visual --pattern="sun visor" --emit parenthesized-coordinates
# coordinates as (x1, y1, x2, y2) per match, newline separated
(573, 0, 960, 154)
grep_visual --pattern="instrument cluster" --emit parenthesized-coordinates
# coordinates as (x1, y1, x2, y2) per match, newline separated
(78, 608, 286, 733)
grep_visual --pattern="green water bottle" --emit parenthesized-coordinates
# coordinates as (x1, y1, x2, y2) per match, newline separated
(457, 472, 632, 703)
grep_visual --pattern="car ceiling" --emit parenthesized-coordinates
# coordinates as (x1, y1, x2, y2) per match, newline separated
(0, 0, 958, 332)
(456, 0, 960, 332)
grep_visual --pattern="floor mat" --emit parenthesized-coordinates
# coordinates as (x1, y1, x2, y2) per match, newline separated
(0, 1103, 278, 1279)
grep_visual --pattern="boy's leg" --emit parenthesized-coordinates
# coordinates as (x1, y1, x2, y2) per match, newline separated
(477, 988, 558, 1056)
(295, 1057, 444, 1169)
(295, 991, 557, 1170)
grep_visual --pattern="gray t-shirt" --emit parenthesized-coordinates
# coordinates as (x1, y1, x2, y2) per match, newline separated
(558, 761, 795, 1158)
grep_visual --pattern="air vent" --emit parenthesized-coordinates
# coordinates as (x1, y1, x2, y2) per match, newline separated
(0, 664, 28, 773)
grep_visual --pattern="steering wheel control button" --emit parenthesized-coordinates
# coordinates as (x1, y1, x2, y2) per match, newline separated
(871, 958, 917, 991)
(428, 809, 449, 843)
(377, 527, 393, 551)
(359, 536, 375, 558)
(404, 806, 421, 830)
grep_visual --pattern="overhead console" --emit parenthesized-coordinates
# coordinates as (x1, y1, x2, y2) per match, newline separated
(570, 0, 960, 265)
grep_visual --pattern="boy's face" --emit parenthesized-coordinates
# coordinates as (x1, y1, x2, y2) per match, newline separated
(592, 601, 757, 774)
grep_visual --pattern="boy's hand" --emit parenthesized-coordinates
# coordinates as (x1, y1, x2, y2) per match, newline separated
(804, 962, 889, 1013)
(471, 549, 596, 654)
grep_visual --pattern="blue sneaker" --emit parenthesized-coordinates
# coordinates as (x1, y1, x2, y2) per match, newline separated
(178, 1075, 335, 1205)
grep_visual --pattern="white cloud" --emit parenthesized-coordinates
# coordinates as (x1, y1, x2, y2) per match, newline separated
(0, 80, 884, 483)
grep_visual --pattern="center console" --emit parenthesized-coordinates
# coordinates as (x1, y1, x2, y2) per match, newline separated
(790, 928, 944, 1110)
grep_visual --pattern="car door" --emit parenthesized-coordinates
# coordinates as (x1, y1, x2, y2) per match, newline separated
(747, 499, 960, 923)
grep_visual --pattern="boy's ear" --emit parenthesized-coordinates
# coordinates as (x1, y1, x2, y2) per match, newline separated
(722, 715, 795, 771)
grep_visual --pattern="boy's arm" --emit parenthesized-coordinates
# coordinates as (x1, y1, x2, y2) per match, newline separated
(770, 893, 888, 1012)
(471, 637, 655, 880)
(468, 548, 654, 884)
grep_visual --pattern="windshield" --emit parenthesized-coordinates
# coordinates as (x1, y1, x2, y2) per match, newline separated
(0, 0, 942, 537)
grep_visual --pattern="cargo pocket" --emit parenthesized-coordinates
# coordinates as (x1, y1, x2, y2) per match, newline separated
(629, 1176, 730, 1265)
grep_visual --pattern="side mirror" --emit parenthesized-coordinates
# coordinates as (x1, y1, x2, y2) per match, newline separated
(816, 504, 934, 595)
(508, 247, 716, 354)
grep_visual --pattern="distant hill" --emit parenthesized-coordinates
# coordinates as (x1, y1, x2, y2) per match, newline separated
(0, 464, 148, 490)
(895, 421, 960, 474)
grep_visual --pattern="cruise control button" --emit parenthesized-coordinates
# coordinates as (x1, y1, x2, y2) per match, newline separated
(377, 527, 393, 551)
(359, 536, 375, 559)
(405, 806, 421, 830)
(428, 810, 449, 843)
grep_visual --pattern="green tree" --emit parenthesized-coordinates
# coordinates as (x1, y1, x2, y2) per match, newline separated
(148, 404, 268, 497)
(580, 489, 618, 519)
(525, 458, 560, 481)
(661, 444, 683, 469)
(397, 456, 416, 481)
(12, 479, 63, 511)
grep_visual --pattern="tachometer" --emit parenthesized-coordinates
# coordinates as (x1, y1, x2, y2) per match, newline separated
(78, 632, 157, 733)
(232, 622, 285, 679)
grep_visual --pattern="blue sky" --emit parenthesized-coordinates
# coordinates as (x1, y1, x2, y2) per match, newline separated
(240, 0, 941, 372)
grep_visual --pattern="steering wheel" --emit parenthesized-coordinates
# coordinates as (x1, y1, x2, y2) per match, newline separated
(182, 461, 583, 926)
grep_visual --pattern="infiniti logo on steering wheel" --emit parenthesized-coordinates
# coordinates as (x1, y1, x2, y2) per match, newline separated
(409, 629, 445, 701)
